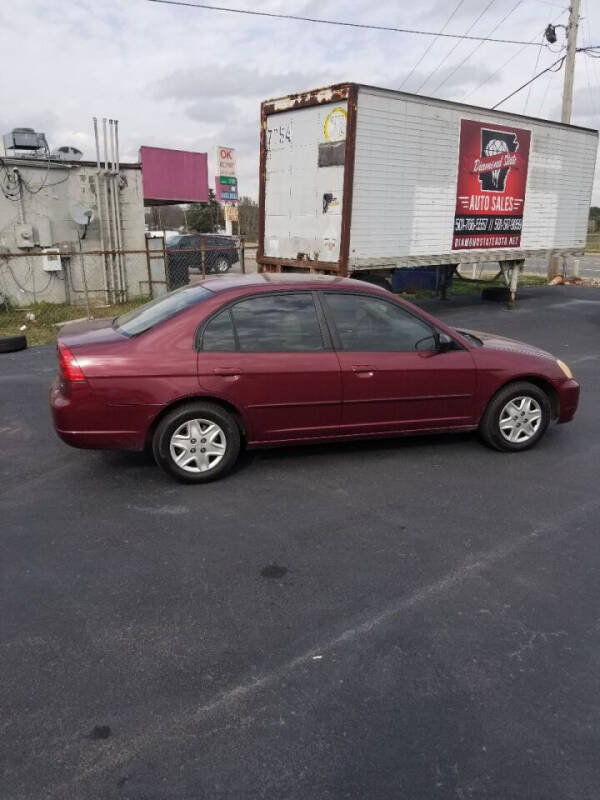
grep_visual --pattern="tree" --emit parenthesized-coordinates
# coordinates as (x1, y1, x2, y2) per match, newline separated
(144, 204, 186, 231)
(589, 206, 600, 233)
(238, 196, 259, 241)
(187, 190, 224, 233)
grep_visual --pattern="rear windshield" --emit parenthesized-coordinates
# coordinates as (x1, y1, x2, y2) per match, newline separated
(114, 285, 213, 336)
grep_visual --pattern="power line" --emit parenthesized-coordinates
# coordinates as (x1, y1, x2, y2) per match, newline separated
(460, 7, 567, 101)
(144, 0, 546, 46)
(416, 0, 497, 94)
(432, 0, 526, 95)
(581, 0, 598, 115)
(494, 46, 596, 110)
(528, 0, 569, 8)
(524, 35, 546, 111)
(538, 62, 558, 114)
(399, 0, 466, 89)
(492, 54, 566, 108)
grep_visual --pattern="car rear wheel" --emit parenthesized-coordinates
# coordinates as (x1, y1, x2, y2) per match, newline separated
(152, 402, 241, 482)
(479, 381, 551, 452)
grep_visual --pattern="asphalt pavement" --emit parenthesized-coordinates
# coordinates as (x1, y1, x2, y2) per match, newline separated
(2, 285, 600, 800)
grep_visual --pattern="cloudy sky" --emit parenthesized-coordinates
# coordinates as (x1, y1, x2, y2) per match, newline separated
(2, 0, 599, 201)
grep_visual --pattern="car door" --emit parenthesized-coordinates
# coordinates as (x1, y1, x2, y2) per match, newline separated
(321, 291, 477, 434)
(197, 291, 342, 443)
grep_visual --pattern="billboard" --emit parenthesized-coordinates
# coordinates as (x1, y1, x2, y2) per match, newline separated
(140, 146, 209, 205)
(215, 176, 238, 203)
(452, 119, 531, 250)
(216, 146, 236, 178)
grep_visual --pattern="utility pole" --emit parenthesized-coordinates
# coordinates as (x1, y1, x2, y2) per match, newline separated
(561, 0, 581, 123)
(548, 0, 581, 278)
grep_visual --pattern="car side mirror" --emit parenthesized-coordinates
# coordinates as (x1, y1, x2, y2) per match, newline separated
(437, 332, 454, 352)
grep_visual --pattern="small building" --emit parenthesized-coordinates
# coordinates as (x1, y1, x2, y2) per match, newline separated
(0, 127, 147, 306)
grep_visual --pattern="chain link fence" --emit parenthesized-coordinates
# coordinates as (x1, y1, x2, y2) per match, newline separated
(0, 237, 253, 346)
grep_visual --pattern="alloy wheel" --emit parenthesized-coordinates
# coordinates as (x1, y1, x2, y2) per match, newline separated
(498, 396, 542, 444)
(169, 418, 227, 473)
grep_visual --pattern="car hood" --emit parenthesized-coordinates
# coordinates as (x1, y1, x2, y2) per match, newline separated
(58, 316, 127, 348)
(456, 328, 555, 361)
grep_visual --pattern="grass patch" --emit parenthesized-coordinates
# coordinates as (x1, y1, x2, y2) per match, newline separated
(397, 274, 547, 302)
(0, 297, 149, 346)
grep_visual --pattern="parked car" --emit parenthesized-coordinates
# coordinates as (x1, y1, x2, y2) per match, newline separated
(51, 274, 579, 483)
(166, 233, 239, 288)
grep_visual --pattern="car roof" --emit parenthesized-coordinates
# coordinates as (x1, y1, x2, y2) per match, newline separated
(194, 272, 385, 294)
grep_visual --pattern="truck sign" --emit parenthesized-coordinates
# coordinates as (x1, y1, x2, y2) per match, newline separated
(453, 119, 531, 250)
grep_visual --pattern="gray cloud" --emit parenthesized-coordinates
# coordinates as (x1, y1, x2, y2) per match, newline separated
(152, 65, 325, 102)
(1, 0, 597, 202)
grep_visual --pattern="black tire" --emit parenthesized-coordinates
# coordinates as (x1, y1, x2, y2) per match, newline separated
(152, 402, 241, 483)
(481, 286, 510, 302)
(0, 335, 27, 353)
(479, 381, 551, 452)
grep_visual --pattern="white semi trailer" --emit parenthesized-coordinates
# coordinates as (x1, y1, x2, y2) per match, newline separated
(257, 82, 597, 299)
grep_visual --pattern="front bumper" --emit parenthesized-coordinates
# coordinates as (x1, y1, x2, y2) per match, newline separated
(556, 379, 580, 424)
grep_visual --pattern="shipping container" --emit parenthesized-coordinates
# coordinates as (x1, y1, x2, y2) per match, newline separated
(257, 82, 598, 294)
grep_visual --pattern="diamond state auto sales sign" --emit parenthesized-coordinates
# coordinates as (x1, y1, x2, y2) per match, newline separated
(452, 119, 531, 250)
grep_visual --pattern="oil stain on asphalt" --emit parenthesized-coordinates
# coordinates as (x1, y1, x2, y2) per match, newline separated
(260, 564, 288, 580)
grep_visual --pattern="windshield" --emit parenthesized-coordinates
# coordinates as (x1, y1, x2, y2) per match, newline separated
(114, 285, 213, 336)
(166, 235, 183, 247)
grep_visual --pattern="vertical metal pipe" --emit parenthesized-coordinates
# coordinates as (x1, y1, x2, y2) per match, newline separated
(114, 119, 121, 173)
(77, 232, 91, 318)
(109, 120, 126, 300)
(103, 118, 109, 170)
(102, 118, 117, 301)
(113, 120, 127, 300)
(93, 117, 110, 303)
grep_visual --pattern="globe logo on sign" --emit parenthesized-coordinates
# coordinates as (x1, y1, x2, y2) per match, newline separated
(479, 129, 519, 192)
(484, 139, 509, 189)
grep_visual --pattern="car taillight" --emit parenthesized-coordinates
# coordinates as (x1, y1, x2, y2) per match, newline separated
(57, 343, 86, 381)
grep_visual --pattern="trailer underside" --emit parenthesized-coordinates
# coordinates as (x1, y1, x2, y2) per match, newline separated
(258, 248, 582, 305)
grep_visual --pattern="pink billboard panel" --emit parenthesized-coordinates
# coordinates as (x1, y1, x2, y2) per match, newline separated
(140, 146, 209, 205)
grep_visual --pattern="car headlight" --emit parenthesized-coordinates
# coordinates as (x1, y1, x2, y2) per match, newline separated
(557, 359, 573, 379)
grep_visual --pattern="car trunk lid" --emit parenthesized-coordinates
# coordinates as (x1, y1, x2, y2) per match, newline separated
(57, 317, 127, 349)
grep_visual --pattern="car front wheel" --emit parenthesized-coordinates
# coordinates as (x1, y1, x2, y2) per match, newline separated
(152, 402, 241, 482)
(479, 381, 551, 452)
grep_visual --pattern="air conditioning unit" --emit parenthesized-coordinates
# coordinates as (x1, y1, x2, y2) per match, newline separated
(3, 128, 48, 153)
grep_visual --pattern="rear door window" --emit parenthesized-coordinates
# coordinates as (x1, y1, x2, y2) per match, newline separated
(202, 309, 236, 351)
(228, 293, 324, 351)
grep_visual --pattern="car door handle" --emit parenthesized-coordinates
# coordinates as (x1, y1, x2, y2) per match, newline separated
(351, 365, 375, 378)
(213, 367, 242, 377)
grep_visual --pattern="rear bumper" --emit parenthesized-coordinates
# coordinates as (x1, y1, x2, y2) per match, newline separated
(50, 378, 148, 451)
(556, 379, 580, 423)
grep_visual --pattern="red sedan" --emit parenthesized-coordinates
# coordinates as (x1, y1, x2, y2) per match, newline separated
(50, 274, 579, 483)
